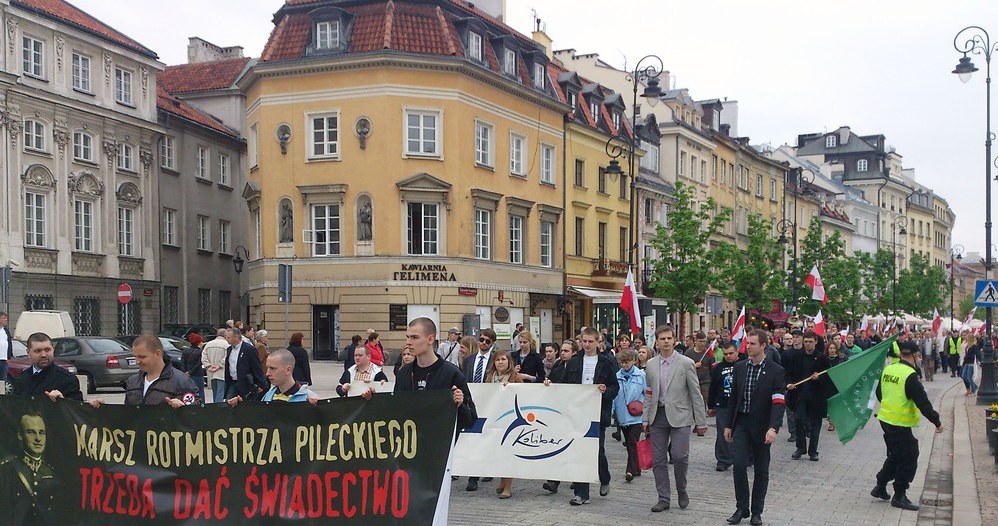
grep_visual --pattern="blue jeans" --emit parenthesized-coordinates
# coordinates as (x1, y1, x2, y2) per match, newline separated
(961, 364, 978, 393)
(211, 378, 226, 403)
(0, 360, 7, 384)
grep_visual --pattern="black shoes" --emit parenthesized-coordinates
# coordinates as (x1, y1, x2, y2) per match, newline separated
(787, 435, 797, 442)
(809, 453, 819, 462)
(651, 500, 670, 512)
(482, 477, 493, 482)
(599, 484, 610, 496)
(871, 485, 891, 501)
(625, 472, 634, 482)
(726, 508, 750, 524)
(542, 481, 559, 494)
(716, 462, 731, 471)
(611, 430, 622, 441)
(791, 449, 805, 460)
(750, 514, 763, 525)
(891, 496, 920, 511)
(466, 479, 478, 491)
(678, 490, 689, 509)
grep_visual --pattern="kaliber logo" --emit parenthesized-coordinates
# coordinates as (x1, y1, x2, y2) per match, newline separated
(498, 395, 573, 460)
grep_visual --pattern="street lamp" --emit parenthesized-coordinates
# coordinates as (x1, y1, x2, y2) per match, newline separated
(777, 166, 815, 314)
(890, 216, 907, 315)
(776, 218, 797, 314)
(950, 245, 965, 327)
(952, 26, 998, 403)
(232, 245, 250, 323)
(604, 54, 664, 283)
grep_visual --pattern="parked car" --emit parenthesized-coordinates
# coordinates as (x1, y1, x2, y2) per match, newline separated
(4, 354, 77, 394)
(117, 335, 187, 370)
(161, 323, 218, 340)
(51, 337, 138, 393)
(11, 338, 27, 357)
(13, 310, 76, 340)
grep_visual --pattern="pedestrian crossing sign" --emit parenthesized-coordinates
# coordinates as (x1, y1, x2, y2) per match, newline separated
(974, 280, 998, 307)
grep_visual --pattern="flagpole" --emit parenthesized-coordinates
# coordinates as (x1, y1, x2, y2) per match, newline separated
(789, 370, 829, 388)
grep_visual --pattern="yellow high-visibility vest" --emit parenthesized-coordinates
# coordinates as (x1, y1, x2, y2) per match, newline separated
(948, 337, 962, 355)
(877, 363, 920, 427)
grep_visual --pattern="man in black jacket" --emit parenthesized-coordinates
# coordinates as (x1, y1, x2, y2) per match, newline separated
(224, 327, 266, 399)
(548, 327, 619, 505)
(708, 341, 740, 471)
(10, 332, 82, 402)
(394, 317, 475, 427)
(786, 331, 830, 461)
(724, 329, 786, 526)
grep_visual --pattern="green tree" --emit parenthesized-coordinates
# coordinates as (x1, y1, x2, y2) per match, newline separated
(856, 249, 895, 314)
(714, 214, 786, 312)
(794, 218, 847, 317)
(647, 182, 731, 336)
(958, 295, 987, 321)
(895, 253, 947, 316)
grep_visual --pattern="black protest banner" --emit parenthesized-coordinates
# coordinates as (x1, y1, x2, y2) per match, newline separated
(0, 391, 455, 525)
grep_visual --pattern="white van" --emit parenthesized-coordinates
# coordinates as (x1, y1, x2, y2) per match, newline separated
(13, 310, 76, 340)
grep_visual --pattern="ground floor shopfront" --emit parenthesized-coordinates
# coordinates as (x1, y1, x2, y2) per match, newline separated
(243, 258, 564, 361)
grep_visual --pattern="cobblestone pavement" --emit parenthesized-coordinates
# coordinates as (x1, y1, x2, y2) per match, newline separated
(966, 393, 998, 525)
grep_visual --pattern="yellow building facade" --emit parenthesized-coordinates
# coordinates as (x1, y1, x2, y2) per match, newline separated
(238, 1, 567, 354)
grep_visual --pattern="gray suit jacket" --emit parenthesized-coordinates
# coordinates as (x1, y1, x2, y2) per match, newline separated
(642, 351, 708, 428)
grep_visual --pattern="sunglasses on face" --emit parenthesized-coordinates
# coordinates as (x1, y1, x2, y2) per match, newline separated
(479, 338, 492, 344)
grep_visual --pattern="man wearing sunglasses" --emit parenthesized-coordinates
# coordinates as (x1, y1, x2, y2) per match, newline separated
(459, 328, 497, 491)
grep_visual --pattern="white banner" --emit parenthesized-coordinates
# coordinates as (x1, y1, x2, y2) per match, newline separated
(346, 380, 395, 397)
(452, 383, 601, 482)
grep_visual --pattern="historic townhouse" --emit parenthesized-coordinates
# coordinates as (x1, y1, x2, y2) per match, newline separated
(0, 0, 163, 333)
(238, 0, 566, 353)
(931, 195, 955, 269)
(156, 40, 249, 328)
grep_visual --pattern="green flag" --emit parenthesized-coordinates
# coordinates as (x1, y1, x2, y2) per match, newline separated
(825, 337, 895, 444)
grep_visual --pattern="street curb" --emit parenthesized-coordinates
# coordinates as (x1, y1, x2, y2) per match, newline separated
(900, 378, 961, 526)
(952, 395, 982, 525)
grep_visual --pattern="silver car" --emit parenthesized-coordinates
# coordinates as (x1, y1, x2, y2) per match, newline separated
(52, 337, 139, 393)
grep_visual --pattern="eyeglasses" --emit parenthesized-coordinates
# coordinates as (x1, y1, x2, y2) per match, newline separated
(479, 338, 492, 344)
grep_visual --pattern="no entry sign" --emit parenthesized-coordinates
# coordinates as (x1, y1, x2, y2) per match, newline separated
(117, 282, 132, 304)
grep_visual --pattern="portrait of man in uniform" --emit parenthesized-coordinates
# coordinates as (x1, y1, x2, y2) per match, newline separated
(0, 411, 57, 525)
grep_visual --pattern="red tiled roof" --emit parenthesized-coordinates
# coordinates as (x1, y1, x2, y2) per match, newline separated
(157, 86, 238, 139)
(547, 60, 631, 140)
(159, 58, 251, 94)
(12, 0, 156, 58)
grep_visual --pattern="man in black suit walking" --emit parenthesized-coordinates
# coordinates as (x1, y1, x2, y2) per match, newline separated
(223, 327, 266, 400)
(724, 329, 786, 526)
(458, 328, 495, 492)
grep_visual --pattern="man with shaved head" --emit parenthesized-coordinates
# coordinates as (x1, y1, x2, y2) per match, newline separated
(229, 349, 317, 404)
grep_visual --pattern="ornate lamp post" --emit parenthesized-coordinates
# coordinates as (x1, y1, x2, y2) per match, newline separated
(890, 216, 907, 316)
(604, 54, 664, 280)
(952, 26, 998, 403)
(950, 245, 965, 326)
(776, 219, 797, 314)
(776, 167, 815, 315)
(232, 245, 250, 323)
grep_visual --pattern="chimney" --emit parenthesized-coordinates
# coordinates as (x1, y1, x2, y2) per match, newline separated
(837, 126, 850, 145)
(532, 23, 554, 60)
(187, 37, 244, 64)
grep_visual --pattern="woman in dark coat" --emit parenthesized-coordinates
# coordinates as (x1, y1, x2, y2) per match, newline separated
(287, 332, 313, 385)
(515, 331, 545, 383)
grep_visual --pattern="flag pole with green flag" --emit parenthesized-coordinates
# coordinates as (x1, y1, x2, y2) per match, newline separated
(825, 337, 896, 444)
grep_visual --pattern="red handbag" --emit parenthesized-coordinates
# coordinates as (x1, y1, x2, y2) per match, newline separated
(636, 438, 653, 471)
(626, 400, 644, 416)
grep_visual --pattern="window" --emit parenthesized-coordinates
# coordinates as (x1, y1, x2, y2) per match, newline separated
(468, 32, 483, 61)
(661, 203, 670, 227)
(117, 143, 135, 172)
(771, 179, 778, 200)
(72, 52, 91, 91)
(619, 227, 628, 262)
(74, 200, 94, 252)
(720, 161, 727, 185)
(73, 131, 94, 162)
(74, 297, 100, 336)
(619, 172, 627, 199)
(475, 121, 493, 167)
(574, 159, 586, 187)
(598, 222, 607, 259)
(857, 159, 868, 172)
(644, 198, 653, 224)
(196, 215, 210, 251)
(701, 159, 707, 184)
(712, 155, 718, 180)
(252, 209, 262, 258)
(249, 123, 259, 167)
(503, 48, 516, 76)
(162, 208, 177, 246)
(198, 289, 211, 324)
(22, 35, 43, 77)
(193, 146, 208, 179)
(541, 144, 555, 184)
(612, 111, 621, 131)
(24, 120, 45, 151)
(640, 144, 659, 173)
(118, 207, 134, 256)
(574, 217, 585, 256)
(405, 110, 440, 157)
(533, 62, 546, 89)
(598, 166, 607, 194)
(219, 220, 231, 254)
(25, 191, 46, 247)
(218, 291, 231, 325)
(509, 132, 526, 176)
(729, 163, 735, 186)
(309, 112, 339, 158)
(114, 67, 132, 105)
(25, 295, 54, 311)
(568, 92, 578, 112)
(160, 136, 175, 169)
(756, 175, 763, 197)
(590, 100, 600, 124)
(540, 221, 553, 268)
(219, 154, 231, 186)
(316, 20, 340, 50)
(826, 135, 837, 148)
(679, 151, 687, 176)
(509, 215, 524, 264)
(406, 203, 438, 255)
(311, 204, 341, 256)
(474, 209, 491, 260)
(691, 155, 697, 180)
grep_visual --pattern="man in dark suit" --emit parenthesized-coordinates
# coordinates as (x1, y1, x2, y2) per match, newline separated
(11, 332, 83, 402)
(458, 327, 496, 492)
(223, 327, 266, 400)
(724, 329, 786, 526)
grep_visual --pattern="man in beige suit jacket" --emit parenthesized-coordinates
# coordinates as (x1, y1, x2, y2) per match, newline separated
(643, 325, 708, 512)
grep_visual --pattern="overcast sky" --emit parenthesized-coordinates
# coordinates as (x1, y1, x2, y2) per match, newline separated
(75, 0, 998, 258)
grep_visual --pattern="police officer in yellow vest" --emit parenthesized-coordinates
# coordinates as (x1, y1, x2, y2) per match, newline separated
(870, 340, 943, 511)
(946, 331, 963, 378)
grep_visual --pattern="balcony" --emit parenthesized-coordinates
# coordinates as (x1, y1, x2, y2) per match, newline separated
(592, 257, 628, 278)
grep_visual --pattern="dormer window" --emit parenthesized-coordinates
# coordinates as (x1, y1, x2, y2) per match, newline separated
(316, 21, 340, 50)
(533, 62, 545, 89)
(503, 49, 516, 76)
(468, 32, 483, 61)
(568, 92, 578, 111)
(590, 100, 600, 124)
(857, 159, 868, 172)
(612, 111, 621, 130)
(825, 135, 837, 148)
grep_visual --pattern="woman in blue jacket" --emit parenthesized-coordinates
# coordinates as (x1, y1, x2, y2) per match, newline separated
(613, 349, 647, 481)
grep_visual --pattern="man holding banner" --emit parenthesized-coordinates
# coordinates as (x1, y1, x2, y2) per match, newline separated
(396, 317, 476, 430)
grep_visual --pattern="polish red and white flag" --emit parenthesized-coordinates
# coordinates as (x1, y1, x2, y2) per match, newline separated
(860, 315, 870, 338)
(931, 308, 942, 338)
(731, 306, 747, 352)
(619, 268, 642, 335)
(805, 265, 828, 305)
(813, 310, 826, 337)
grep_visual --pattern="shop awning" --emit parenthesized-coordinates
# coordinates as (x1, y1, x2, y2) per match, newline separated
(569, 286, 651, 305)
